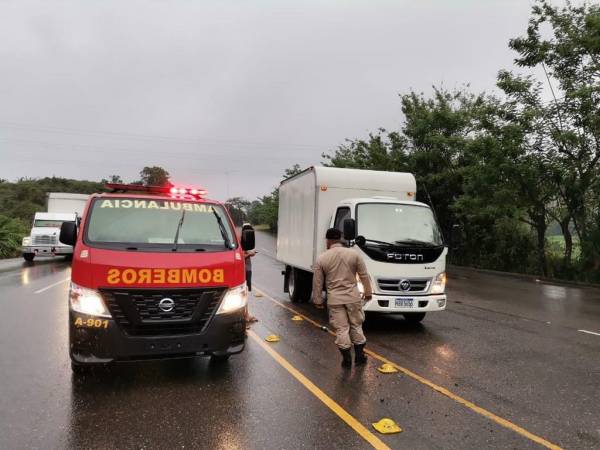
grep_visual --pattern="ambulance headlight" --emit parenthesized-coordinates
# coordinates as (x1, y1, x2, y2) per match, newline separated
(217, 284, 248, 314)
(22, 237, 31, 246)
(69, 282, 111, 318)
(431, 272, 447, 294)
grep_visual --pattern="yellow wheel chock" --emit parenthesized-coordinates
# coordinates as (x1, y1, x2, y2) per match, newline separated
(372, 418, 402, 434)
(291, 315, 304, 321)
(265, 334, 280, 342)
(377, 363, 399, 374)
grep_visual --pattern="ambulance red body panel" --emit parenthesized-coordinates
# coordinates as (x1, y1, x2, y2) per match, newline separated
(60, 184, 254, 372)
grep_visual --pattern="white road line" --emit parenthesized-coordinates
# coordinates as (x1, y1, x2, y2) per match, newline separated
(34, 277, 70, 294)
(578, 329, 600, 337)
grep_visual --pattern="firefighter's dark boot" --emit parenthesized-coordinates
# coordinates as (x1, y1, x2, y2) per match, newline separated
(354, 343, 367, 365)
(339, 348, 352, 368)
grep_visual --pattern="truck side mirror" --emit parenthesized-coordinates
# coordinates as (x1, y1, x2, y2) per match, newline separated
(241, 229, 255, 251)
(450, 224, 463, 250)
(343, 218, 356, 241)
(59, 222, 77, 246)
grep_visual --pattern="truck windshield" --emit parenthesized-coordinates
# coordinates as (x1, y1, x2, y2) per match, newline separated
(356, 203, 443, 246)
(34, 220, 67, 228)
(85, 197, 236, 251)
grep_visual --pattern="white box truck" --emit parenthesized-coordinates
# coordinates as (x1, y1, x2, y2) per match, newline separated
(21, 193, 89, 261)
(277, 167, 448, 323)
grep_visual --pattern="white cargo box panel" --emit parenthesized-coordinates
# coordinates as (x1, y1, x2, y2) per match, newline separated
(277, 167, 416, 271)
(47, 193, 89, 215)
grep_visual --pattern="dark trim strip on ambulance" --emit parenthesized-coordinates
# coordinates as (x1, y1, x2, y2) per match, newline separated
(60, 184, 255, 372)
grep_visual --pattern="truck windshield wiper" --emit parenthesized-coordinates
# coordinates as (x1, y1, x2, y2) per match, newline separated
(172, 210, 186, 251)
(394, 239, 438, 247)
(212, 210, 232, 249)
(363, 238, 395, 247)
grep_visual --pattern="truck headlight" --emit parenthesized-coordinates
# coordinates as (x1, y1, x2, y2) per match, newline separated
(217, 284, 248, 314)
(431, 272, 446, 294)
(69, 282, 111, 318)
(22, 237, 31, 246)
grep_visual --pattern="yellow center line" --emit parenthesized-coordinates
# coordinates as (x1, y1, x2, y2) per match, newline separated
(254, 285, 563, 450)
(247, 330, 391, 450)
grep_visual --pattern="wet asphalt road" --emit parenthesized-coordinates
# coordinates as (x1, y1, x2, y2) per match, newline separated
(0, 232, 599, 450)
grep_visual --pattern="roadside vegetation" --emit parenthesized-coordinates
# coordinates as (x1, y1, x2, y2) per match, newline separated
(247, 1, 600, 283)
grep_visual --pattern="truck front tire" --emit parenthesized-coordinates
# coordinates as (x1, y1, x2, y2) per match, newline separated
(288, 267, 312, 303)
(23, 253, 35, 262)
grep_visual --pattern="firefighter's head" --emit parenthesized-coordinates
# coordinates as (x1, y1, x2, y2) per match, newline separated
(325, 228, 342, 249)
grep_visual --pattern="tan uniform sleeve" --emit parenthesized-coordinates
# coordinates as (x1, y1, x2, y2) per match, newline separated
(312, 258, 325, 305)
(356, 253, 372, 297)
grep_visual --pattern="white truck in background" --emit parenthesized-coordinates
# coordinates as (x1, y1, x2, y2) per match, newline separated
(277, 166, 449, 323)
(21, 193, 89, 261)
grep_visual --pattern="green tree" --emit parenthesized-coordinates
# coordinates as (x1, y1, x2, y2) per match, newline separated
(0, 215, 28, 258)
(139, 166, 171, 187)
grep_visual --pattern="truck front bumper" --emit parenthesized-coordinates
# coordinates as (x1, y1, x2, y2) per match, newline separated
(69, 310, 246, 365)
(22, 246, 72, 256)
(363, 293, 447, 313)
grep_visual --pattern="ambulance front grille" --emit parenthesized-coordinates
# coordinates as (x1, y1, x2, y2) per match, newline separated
(100, 287, 227, 336)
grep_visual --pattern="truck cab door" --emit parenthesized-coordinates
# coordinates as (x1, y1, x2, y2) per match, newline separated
(333, 207, 351, 243)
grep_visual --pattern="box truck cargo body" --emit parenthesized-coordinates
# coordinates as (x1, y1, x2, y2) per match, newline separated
(277, 167, 447, 322)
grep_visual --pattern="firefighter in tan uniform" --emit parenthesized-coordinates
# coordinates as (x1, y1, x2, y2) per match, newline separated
(312, 228, 372, 368)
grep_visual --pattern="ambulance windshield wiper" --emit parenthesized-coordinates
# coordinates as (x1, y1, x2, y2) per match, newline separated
(172, 209, 186, 252)
(212, 210, 232, 249)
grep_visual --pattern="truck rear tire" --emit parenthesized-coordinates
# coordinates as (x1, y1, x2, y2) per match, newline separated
(289, 268, 312, 303)
(23, 253, 35, 262)
(403, 312, 426, 324)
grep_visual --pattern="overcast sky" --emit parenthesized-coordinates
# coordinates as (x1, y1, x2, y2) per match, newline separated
(0, 0, 546, 200)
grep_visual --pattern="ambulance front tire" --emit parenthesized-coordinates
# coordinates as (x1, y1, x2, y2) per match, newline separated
(23, 253, 35, 262)
(403, 312, 426, 324)
(210, 354, 231, 363)
(71, 361, 91, 375)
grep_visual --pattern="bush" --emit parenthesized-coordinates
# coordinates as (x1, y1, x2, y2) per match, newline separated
(0, 215, 28, 258)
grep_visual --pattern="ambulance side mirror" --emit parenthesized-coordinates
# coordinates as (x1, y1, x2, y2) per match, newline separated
(241, 229, 255, 251)
(343, 218, 356, 241)
(60, 222, 77, 246)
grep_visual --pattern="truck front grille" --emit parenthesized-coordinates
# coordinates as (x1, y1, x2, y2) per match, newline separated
(32, 235, 57, 246)
(100, 287, 227, 336)
(377, 278, 431, 293)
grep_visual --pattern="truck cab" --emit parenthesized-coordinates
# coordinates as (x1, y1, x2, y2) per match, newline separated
(277, 166, 447, 324)
(22, 212, 77, 261)
(331, 197, 447, 321)
(59, 183, 255, 372)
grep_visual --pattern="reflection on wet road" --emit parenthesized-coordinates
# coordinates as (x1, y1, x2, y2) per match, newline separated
(1, 235, 599, 449)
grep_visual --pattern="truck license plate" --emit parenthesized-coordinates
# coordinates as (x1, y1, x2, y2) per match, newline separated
(395, 298, 414, 308)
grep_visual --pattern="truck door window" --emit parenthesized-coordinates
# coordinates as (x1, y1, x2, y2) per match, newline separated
(334, 207, 351, 232)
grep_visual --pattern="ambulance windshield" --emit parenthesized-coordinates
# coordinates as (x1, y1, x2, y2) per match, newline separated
(356, 203, 443, 246)
(84, 197, 236, 251)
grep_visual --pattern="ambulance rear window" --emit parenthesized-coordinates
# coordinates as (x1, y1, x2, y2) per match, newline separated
(84, 197, 236, 251)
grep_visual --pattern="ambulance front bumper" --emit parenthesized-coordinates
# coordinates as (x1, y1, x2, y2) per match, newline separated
(69, 310, 246, 365)
(363, 293, 447, 313)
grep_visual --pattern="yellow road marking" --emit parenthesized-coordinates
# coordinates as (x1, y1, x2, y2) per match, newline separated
(248, 330, 391, 450)
(253, 286, 564, 450)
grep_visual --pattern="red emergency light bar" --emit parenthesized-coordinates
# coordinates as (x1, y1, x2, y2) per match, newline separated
(105, 183, 208, 198)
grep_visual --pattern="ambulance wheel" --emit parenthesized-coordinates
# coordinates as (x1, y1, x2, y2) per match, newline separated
(403, 312, 426, 323)
(71, 361, 91, 375)
(289, 268, 310, 303)
(211, 354, 230, 363)
(23, 253, 35, 262)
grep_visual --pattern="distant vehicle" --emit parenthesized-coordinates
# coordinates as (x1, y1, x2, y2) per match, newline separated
(21, 193, 89, 261)
(59, 183, 254, 373)
(277, 167, 449, 323)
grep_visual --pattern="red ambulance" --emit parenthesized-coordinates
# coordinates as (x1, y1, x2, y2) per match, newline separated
(59, 183, 254, 373)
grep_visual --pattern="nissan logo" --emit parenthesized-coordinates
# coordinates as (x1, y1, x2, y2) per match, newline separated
(158, 298, 175, 312)
(399, 279, 411, 291)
